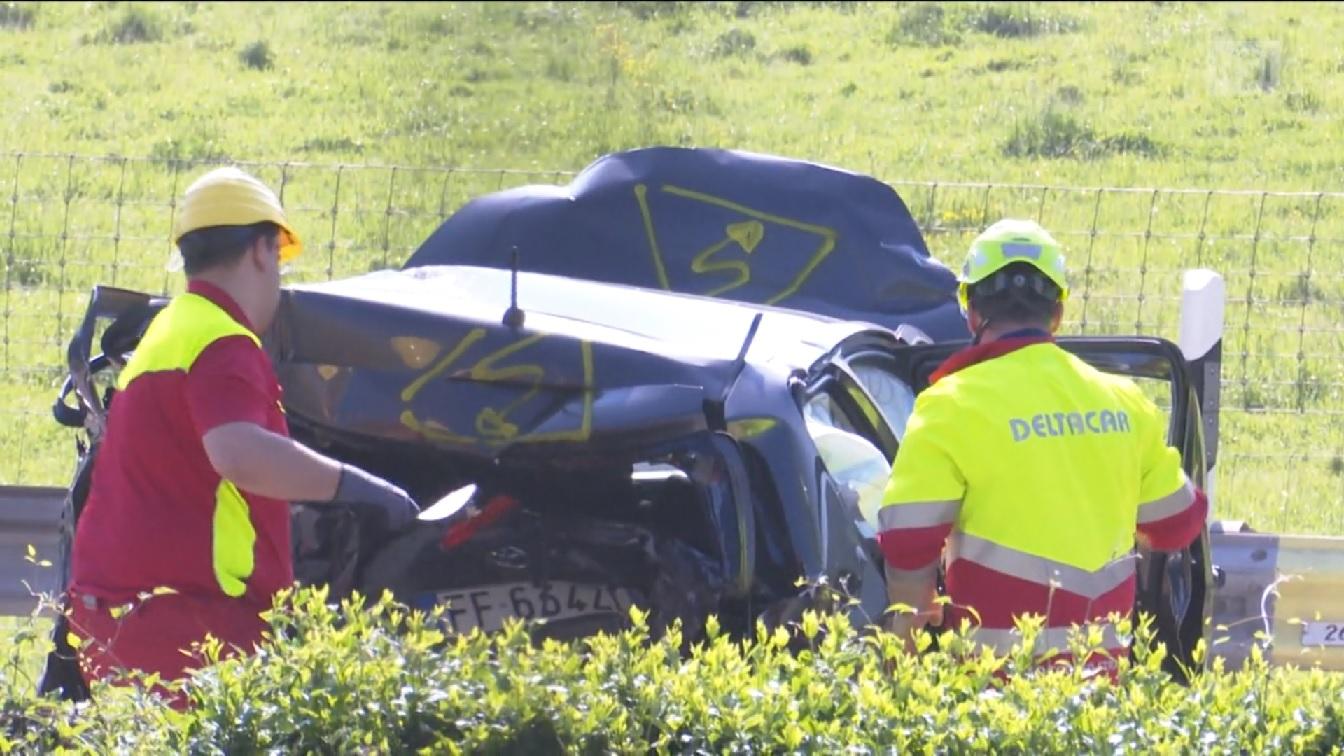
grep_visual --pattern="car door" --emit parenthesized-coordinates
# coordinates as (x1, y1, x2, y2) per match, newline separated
(830, 335, 1214, 679)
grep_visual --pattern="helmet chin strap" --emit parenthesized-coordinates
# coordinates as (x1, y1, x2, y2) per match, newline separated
(967, 307, 992, 345)
(971, 316, 992, 346)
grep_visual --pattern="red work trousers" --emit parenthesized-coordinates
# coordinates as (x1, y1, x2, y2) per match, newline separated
(66, 589, 268, 708)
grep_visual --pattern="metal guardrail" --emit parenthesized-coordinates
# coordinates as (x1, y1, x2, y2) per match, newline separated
(0, 484, 1338, 670)
(1209, 524, 1344, 671)
(0, 485, 64, 616)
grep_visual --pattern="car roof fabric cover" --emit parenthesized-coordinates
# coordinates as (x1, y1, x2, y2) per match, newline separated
(404, 147, 969, 341)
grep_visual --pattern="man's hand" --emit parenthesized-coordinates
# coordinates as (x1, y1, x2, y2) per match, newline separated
(884, 603, 944, 653)
(884, 561, 943, 653)
(329, 464, 421, 531)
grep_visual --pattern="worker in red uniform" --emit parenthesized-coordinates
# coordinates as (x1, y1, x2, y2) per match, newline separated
(65, 167, 420, 704)
(878, 219, 1208, 674)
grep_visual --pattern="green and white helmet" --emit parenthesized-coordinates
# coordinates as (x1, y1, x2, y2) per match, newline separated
(957, 219, 1069, 311)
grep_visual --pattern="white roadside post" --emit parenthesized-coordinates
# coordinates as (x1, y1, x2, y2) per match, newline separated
(1188, 266, 1344, 673)
(1177, 268, 1225, 521)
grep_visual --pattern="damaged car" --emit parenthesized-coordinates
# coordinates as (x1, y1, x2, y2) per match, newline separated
(45, 148, 1216, 685)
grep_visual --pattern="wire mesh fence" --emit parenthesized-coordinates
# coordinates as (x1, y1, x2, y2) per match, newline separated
(4, 152, 1343, 531)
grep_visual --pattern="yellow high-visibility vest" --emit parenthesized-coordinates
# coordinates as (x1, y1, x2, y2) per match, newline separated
(119, 293, 262, 598)
(880, 342, 1190, 577)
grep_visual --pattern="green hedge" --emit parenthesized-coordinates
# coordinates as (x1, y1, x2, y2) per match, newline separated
(1, 588, 1342, 754)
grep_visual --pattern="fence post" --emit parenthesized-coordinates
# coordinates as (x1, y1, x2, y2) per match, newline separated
(161, 161, 182, 296)
(1238, 192, 1268, 409)
(3, 154, 21, 374)
(1294, 193, 1324, 414)
(110, 157, 128, 286)
(922, 182, 939, 232)
(437, 168, 455, 220)
(327, 165, 344, 282)
(1134, 188, 1160, 334)
(1193, 189, 1213, 268)
(382, 166, 398, 270)
(52, 155, 75, 371)
(1077, 188, 1104, 334)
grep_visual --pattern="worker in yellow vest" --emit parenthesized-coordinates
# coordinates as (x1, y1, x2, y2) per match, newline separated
(877, 219, 1207, 674)
(67, 167, 419, 705)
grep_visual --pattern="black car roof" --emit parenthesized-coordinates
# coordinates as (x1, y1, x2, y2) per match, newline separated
(402, 147, 969, 342)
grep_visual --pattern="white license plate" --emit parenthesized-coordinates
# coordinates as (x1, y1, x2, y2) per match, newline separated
(1300, 621, 1344, 646)
(428, 581, 637, 634)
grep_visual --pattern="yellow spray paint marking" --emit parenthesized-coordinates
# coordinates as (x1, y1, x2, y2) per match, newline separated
(400, 410, 475, 446)
(634, 184, 672, 291)
(398, 329, 595, 446)
(465, 333, 547, 442)
(390, 336, 443, 369)
(689, 220, 769, 296)
(400, 328, 487, 403)
(726, 220, 764, 253)
(475, 408, 518, 441)
(691, 237, 751, 296)
(634, 183, 838, 305)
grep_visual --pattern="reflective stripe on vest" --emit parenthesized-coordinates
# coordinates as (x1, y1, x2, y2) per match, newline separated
(1137, 479, 1196, 523)
(948, 531, 1135, 599)
(969, 622, 1122, 656)
(881, 343, 1191, 573)
(118, 292, 261, 598)
(878, 499, 959, 531)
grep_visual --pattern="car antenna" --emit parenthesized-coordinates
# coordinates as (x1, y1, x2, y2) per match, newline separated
(502, 246, 525, 329)
(707, 312, 763, 429)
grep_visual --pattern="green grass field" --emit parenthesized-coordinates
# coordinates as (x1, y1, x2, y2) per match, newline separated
(3, 1, 1344, 535)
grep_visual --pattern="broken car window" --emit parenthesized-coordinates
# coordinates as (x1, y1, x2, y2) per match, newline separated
(848, 359, 917, 443)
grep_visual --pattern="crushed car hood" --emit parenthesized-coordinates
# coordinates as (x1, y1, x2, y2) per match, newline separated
(270, 266, 873, 459)
(403, 147, 969, 341)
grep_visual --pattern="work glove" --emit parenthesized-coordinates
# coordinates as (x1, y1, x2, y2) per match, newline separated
(330, 464, 421, 531)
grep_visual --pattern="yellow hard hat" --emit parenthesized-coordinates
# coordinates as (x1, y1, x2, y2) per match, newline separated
(172, 167, 302, 264)
(957, 218, 1067, 311)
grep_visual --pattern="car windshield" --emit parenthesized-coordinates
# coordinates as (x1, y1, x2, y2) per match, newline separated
(803, 391, 892, 538)
(848, 358, 918, 442)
